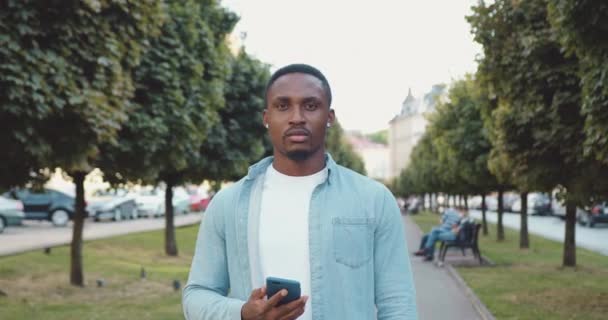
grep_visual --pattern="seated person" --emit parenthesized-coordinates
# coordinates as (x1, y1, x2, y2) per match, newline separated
(413, 207, 464, 260)
(421, 209, 472, 261)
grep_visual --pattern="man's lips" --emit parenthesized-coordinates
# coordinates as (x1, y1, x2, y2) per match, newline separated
(284, 129, 310, 143)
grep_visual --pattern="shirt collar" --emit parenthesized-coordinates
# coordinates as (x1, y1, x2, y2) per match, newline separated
(245, 153, 337, 185)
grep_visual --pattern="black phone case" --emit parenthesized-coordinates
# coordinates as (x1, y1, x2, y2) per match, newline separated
(266, 276, 301, 306)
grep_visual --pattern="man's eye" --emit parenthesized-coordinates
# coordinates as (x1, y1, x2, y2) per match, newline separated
(277, 103, 288, 110)
(305, 102, 318, 110)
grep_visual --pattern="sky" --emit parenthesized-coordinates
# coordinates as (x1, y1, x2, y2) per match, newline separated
(222, 0, 482, 134)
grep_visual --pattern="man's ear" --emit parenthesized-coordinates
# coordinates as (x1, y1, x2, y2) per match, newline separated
(328, 109, 336, 127)
(263, 109, 268, 128)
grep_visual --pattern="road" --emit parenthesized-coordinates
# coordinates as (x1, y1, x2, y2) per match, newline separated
(0, 213, 202, 256)
(469, 210, 608, 256)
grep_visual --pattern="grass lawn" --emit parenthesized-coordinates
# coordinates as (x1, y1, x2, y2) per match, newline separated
(0, 223, 201, 320)
(412, 210, 608, 320)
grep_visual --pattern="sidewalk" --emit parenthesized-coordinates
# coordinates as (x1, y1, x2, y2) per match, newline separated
(402, 214, 494, 320)
(0, 213, 202, 257)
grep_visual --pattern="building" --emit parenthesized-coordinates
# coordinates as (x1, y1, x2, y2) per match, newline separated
(346, 134, 390, 181)
(388, 85, 446, 179)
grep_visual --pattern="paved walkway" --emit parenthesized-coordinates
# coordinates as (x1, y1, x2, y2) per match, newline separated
(402, 214, 490, 320)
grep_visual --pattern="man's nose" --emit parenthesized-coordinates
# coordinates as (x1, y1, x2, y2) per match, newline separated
(288, 107, 305, 125)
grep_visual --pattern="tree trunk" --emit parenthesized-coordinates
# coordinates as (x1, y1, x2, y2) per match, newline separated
(520, 192, 529, 249)
(497, 188, 505, 241)
(481, 194, 488, 236)
(464, 195, 469, 211)
(563, 199, 577, 267)
(452, 194, 457, 208)
(165, 179, 178, 256)
(70, 171, 87, 286)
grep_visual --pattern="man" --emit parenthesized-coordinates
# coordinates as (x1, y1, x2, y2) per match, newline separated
(413, 207, 461, 258)
(415, 208, 467, 262)
(183, 64, 417, 320)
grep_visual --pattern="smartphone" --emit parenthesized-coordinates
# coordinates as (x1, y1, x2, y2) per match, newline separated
(266, 276, 301, 306)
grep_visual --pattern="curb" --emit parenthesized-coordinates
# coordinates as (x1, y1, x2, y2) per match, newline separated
(445, 264, 496, 320)
(408, 214, 495, 320)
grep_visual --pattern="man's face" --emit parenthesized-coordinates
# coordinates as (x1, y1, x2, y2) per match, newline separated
(264, 73, 335, 161)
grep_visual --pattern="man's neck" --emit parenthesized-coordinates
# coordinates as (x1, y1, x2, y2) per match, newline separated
(272, 149, 326, 177)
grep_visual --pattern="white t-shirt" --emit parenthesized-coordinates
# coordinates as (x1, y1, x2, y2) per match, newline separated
(259, 164, 327, 320)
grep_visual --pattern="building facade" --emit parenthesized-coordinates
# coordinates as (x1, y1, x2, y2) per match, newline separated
(388, 85, 446, 180)
(346, 134, 390, 182)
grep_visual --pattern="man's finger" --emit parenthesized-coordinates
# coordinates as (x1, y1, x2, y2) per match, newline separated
(249, 286, 266, 300)
(263, 289, 288, 311)
(275, 296, 308, 318)
(279, 304, 305, 320)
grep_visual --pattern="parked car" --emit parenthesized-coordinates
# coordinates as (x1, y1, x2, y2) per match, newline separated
(0, 196, 26, 233)
(135, 187, 190, 218)
(485, 195, 498, 212)
(188, 188, 211, 212)
(135, 188, 165, 218)
(503, 193, 519, 212)
(3, 188, 75, 226)
(483, 193, 518, 212)
(87, 189, 138, 221)
(469, 196, 483, 210)
(577, 202, 608, 228)
(511, 193, 552, 215)
(173, 187, 191, 215)
(551, 199, 586, 219)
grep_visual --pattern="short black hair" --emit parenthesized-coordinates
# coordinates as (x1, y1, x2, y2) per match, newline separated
(265, 63, 332, 107)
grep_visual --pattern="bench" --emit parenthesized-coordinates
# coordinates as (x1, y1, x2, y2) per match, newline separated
(438, 222, 483, 265)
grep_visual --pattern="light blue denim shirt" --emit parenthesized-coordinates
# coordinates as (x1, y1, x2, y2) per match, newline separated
(183, 154, 418, 320)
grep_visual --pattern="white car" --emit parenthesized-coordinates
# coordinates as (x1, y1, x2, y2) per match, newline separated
(135, 187, 191, 218)
(511, 193, 551, 215)
(469, 196, 483, 210)
(87, 189, 138, 221)
(551, 200, 586, 219)
(135, 189, 165, 218)
(0, 196, 26, 233)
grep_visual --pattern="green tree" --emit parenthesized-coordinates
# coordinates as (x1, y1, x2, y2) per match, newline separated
(99, 0, 237, 256)
(365, 129, 388, 145)
(428, 76, 500, 237)
(404, 132, 442, 201)
(548, 1, 608, 165)
(326, 121, 366, 175)
(193, 49, 271, 184)
(469, 0, 608, 266)
(0, 0, 164, 285)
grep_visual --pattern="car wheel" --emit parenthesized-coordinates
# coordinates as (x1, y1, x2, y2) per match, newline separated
(0, 217, 5, 233)
(51, 209, 70, 227)
(113, 209, 121, 222)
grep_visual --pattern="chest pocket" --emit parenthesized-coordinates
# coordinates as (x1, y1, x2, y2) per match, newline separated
(332, 217, 375, 268)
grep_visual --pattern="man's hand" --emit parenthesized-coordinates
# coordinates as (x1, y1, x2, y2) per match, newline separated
(241, 286, 308, 320)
